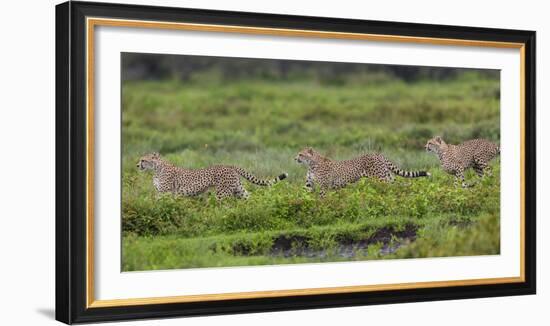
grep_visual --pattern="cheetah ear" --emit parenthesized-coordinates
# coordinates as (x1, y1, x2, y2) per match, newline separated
(151, 152, 160, 159)
(434, 136, 443, 143)
(306, 147, 314, 154)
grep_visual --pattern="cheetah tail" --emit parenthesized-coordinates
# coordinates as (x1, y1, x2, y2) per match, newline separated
(386, 160, 431, 178)
(236, 168, 288, 186)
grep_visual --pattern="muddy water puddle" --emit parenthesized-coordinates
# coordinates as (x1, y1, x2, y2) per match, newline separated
(269, 225, 417, 259)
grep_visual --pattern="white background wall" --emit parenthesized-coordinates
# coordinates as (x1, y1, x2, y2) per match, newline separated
(0, 0, 546, 325)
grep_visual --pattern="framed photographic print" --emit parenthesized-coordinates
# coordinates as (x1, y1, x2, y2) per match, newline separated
(56, 1, 536, 324)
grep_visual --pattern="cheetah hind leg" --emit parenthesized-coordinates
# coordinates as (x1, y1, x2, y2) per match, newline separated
(234, 184, 250, 199)
(474, 166, 484, 178)
(383, 170, 395, 183)
(215, 188, 232, 201)
(469, 165, 483, 187)
(473, 161, 492, 186)
(474, 160, 491, 177)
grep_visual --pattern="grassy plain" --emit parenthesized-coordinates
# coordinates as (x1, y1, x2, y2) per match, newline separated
(121, 71, 500, 271)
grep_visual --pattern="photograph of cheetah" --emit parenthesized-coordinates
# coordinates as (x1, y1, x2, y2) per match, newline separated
(295, 147, 430, 197)
(425, 137, 500, 187)
(121, 52, 501, 271)
(137, 152, 287, 199)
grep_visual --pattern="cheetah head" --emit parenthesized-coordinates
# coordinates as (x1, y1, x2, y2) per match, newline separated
(425, 136, 447, 153)
(137, 152, 161, 171)
(295, 147, 322, 166)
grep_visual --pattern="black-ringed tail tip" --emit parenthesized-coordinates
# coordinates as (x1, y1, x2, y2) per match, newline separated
(386, 161, 431, 178)
(278, 173, 289, 181)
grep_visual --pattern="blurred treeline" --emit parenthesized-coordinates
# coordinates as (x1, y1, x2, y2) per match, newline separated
(122, 52, 499, 84)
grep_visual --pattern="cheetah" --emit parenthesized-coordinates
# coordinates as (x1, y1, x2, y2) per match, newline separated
(137, 152, 288, 200)
(294, 147, 430, 197)
(424, 136, 500, 187)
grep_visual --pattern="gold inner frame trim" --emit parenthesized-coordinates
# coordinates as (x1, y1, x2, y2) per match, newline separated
(89, 277, 521, 308)
(85, 17, 526, 308)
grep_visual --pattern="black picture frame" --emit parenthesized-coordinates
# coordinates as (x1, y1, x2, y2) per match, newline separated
(56, 1, 536, 324)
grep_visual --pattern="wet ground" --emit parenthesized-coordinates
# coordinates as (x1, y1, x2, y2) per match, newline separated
(268, 225, 417, 259)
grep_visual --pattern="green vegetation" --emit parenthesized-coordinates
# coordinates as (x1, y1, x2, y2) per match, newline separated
(121, 69, 500, 271)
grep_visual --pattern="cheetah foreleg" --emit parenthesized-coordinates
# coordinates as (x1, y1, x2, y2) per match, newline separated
(215, 189, 232, 201)
(304, 171, 315, 192)
(453, 170, 470, 188)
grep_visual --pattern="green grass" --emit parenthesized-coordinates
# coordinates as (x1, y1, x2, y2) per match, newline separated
(121, 71, 500, 271)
